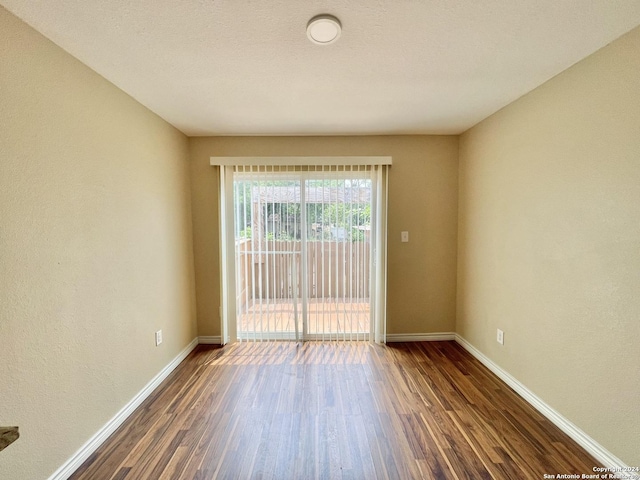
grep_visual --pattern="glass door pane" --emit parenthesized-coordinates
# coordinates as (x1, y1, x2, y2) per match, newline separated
(304, 171, 371, 340)
(233, 168, 372, 341)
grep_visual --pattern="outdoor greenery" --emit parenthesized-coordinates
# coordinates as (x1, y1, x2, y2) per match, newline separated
(234, 179, 371, 242)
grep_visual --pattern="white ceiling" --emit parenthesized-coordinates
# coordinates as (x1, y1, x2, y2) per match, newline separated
(3, 1, 640, 136)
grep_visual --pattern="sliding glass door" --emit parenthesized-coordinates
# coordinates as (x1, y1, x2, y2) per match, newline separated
(233, 168, 372, 341)
(215, 158, 390, 344)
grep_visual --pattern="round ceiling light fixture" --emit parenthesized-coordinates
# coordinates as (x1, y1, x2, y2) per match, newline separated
(306, 14, 342, 45)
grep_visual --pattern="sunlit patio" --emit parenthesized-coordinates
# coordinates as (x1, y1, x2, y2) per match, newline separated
(237, 298, 370, 340)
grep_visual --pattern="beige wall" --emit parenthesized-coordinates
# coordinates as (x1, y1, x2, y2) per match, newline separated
(458, 26, 640, 465)
(0, 7, 197, 480)
(190, 136, 459, 337)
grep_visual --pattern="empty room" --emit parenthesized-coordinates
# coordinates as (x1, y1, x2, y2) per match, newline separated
(1, 1, 639, 479)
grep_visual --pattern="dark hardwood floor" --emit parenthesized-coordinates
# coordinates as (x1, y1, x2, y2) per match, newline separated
(70, 341, 598, 479)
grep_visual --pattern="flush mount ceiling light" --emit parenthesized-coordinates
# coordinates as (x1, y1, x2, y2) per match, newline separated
(306, 14, 341, 45)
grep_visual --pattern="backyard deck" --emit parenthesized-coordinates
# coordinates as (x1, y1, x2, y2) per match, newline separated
(237, 298, 370, 340)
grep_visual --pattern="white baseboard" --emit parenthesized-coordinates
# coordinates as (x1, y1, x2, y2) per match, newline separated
(48, 337, 199, 480)
(386, 332, 456, 342)
(201, 333, 453, 344)
(198, 335, 222, 344)
(454, 334, 638, 479)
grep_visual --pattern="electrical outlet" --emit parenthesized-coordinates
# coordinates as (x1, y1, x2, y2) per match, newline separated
(401, 231, 409, 242)
(497, 329, 504, 345)
(155, 330, 163, 346)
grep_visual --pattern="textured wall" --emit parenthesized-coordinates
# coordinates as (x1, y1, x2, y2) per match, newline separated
(189, 135, 459, 337)
(0, 7, 197, 479)
(457, 26, 640, 465)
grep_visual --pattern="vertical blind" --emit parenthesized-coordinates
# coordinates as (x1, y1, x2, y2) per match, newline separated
(212, 157, 390, 344)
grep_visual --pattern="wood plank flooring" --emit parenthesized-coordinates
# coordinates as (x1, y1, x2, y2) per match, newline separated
(70, 341, 599, 479)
